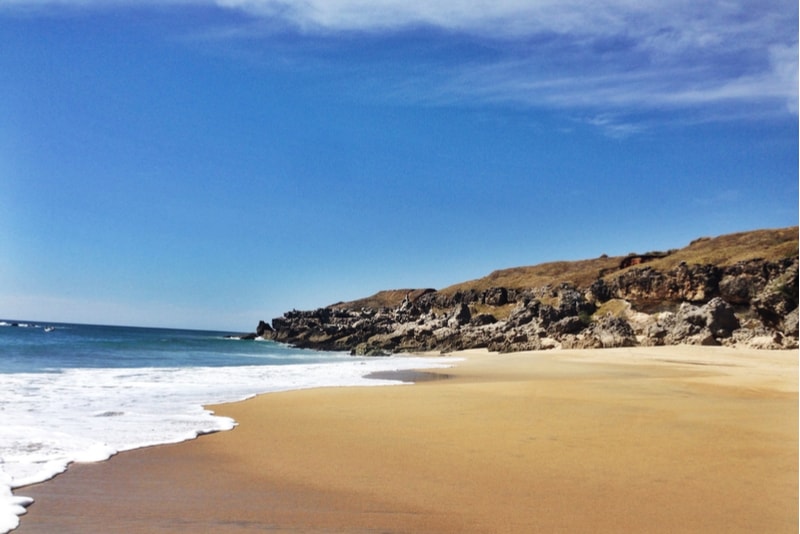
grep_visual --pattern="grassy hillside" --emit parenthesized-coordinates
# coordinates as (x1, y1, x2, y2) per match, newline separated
(334, 227, 798, 309)
(630, 227, 798, 270)
(442, 226, 798, 295)
(330, 288, 435, 311)
(441, 256, 624, 295)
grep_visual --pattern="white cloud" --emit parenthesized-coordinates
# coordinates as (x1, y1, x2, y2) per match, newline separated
(769, 43, 800, 113)
(3, 0, 797, 125)
(214, 0, 665, 37)
(582, 114, 647, 139)
(211, 0, 797, 119)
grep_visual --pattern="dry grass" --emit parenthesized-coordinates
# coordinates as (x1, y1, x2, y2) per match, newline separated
(633, 227, 798, 271)
(444, 226, 797, 296)
(593, 299, 632, 318)
(469, 302, 516, 320)
(441, 256, 624, 296)
(334, 227, 798, 309)
(331, 288, 435, 311)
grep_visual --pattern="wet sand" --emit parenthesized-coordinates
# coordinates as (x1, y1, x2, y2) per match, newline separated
(17, 346, 798, 533)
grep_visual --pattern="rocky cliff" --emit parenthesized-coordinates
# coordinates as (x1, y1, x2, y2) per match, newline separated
(255, 227, 799, 354)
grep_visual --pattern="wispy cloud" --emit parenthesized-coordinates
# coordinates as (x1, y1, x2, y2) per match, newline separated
(4, 0, 797, 132)
(581, 114, 647, 139)
(214, 0, 800, 128)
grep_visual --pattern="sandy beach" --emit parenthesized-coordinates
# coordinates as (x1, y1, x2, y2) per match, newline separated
(17, 346, 798, 533)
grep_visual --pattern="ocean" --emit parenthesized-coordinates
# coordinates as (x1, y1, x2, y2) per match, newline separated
(0, 320, 454, 533)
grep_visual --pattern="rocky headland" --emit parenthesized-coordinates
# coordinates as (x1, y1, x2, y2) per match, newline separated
(253, 227, 799, 354)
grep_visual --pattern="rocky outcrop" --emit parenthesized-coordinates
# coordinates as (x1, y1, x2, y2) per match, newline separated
(640, 297, 740, 347)
(253, 255, 798, 354)
(561, 316, 637, 349)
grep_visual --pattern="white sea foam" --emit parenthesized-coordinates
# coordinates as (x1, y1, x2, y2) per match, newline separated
(0, 356, 456, 532)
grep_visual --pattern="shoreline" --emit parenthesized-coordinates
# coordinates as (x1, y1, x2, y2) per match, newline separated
(16, 346, 799, 533)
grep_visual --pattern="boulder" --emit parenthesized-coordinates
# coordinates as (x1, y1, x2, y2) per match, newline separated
(554, 286, 595, 318)
(752, 261, 799, 327)
(700, 297, 740, 338)
(256, 320, 273, 337)
(577, 316, 637, 348)
(483, 287, 509, 306)
(470, 313, 498, 326)
(657, 298, 738, 345)
(586, 278, 613, 304)
(548, 316, 586, 337)
(783, 307, 799, 338)
(506, 300, 537, 327)
(447, 303, 472, 328)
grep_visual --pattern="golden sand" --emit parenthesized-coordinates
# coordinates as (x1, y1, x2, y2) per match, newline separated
(17, 346, 798, 533)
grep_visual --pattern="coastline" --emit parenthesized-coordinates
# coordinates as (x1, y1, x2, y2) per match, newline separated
(17, 346, 799, 533)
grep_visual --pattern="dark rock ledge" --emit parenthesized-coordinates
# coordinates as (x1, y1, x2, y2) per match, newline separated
(248, 256, 798, 355)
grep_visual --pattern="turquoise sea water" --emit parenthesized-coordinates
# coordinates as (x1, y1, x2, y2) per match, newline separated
(0, 321, 344, 372)
(0, 320, 454, 533)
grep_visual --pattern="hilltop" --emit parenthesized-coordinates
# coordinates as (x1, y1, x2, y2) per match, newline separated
(256, 227, 798, 353)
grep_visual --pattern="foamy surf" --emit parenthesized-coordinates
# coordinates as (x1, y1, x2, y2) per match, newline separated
(0, 356, 456, 533)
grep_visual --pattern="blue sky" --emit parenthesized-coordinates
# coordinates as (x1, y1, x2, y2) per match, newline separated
(1, 0, 797, 331)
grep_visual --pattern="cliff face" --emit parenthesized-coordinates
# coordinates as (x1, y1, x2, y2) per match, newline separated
(257, 228, 799, 354)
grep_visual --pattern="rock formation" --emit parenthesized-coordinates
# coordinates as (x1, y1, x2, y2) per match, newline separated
(251, 228, 799, 353)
